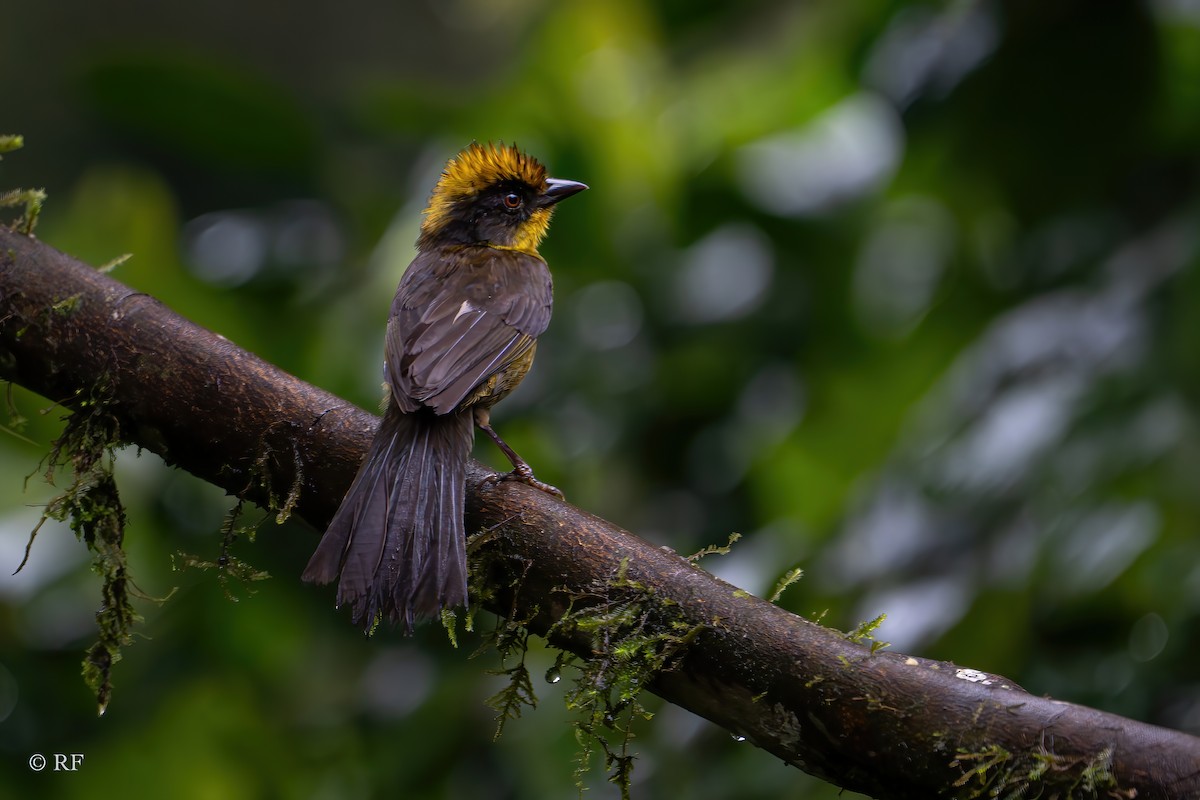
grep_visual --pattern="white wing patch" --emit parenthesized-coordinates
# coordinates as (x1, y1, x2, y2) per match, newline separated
(452, 300, 479, 323)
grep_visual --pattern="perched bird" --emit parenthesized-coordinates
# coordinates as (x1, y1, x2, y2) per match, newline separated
(303, 142, 587, 632)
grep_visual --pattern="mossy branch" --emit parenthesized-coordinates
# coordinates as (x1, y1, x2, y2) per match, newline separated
(2, 227, 1199, 799)
(37, 405, 136, 716)
(1, 134, 45, 234)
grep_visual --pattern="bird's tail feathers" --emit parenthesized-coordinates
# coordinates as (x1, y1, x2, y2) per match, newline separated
(302, 407, 471, 633)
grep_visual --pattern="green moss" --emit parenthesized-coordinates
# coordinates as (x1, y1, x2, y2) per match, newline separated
(951, 743, 1133, 799)
(469, 542, 703, 800)
(0, 187, 46, 234)
(483, 625, 538, 740)
(2, 384, 34, 445)
(156, 433, 286, 620)
(1, 134, 45, 234)
(687, 531, 740, 562)
(547, 558, 703, 800)
(845, 612, 890, 655)
(0, 133, 45, 234)
(439, 608, 460, 648)
(463, 529, 540, 733)
(50, 293, 83, 315)
(20, 395, 138, 715)
(97, 253, 133, 274)
(768, 566, 804, 603)
(173, 499, 270, 602)
(252, 434, 304, 525)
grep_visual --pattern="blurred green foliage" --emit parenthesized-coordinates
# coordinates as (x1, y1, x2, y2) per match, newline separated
(3, 0, 1200, 798)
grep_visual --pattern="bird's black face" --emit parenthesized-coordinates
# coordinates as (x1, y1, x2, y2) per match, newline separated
(459, 180, 539, 247)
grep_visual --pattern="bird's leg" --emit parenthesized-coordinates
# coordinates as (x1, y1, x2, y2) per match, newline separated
(474, 407, 564, 499)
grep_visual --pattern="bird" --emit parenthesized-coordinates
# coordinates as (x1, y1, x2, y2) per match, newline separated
(302, 142, 586, 633)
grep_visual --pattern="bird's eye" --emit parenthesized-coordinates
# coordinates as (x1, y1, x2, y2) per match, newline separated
(502, 192, 523, 209)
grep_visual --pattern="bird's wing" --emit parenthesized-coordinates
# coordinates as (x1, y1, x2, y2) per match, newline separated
(385, 247, 553, 415)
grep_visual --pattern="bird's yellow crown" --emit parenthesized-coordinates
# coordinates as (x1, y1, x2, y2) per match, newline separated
(420, 142, 554, 255)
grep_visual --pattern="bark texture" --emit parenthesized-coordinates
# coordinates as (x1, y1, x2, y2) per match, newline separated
(2, 226, 1197, 799)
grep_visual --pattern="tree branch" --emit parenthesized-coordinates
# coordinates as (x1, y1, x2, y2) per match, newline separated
(2, 226, 1197, 799)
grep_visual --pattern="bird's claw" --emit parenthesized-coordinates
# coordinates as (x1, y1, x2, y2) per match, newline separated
(483, 464, 564, 500)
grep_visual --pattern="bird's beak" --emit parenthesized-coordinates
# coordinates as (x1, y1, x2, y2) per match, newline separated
(540, 178, 588, 207)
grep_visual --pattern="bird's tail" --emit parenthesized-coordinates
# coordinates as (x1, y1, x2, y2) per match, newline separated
(302, 406, 472, 633)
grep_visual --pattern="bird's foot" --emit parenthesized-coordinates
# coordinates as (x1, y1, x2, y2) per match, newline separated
(483, 463, 564, 500)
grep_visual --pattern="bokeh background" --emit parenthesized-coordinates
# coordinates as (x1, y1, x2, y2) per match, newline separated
(3, 0, 1200, 797)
